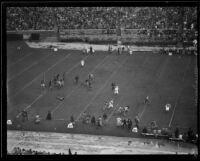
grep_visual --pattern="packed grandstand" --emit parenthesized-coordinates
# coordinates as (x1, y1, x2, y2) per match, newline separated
(7, 7, 197, 30)
(6, 7, 198, 46)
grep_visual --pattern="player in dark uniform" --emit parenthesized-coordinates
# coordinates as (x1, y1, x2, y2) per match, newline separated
(111, 82, 116, 91)
(46, 111, 52, 120)
(22, 110, 28, 122)
(74, 75, 79, 84)
(49, 80, 52, 90)
(56, 74, 60, 80)
(62, 72, 65, 81)
(144, 96, 150, 105)
(90, 46, 93, 54)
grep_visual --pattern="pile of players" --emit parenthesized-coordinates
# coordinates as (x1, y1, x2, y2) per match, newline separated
(40, 73, 65, 90)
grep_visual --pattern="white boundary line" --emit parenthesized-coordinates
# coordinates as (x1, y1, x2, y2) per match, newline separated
(139, 56, 171, 119)
(8, 54, 51, 82)
(168, 57, 192, 127)
(135, 56, 165, 119)
(75, 57, 128, 121)
(8, 52, 33, 68)
(8, 53, 72, 101)
(138, 104, 147, 119)
(15, 54, 90, 117)
(51, 54, 111, 114)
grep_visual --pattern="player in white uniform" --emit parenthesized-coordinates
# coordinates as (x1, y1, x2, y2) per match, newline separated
(81, 59, 85, 67)
(193, 39, 197, 47)
(108, 99, 114, 109)
(165, 104, 171, 112)
(144, 96, 150, 104)
(114, 85, 119, 95)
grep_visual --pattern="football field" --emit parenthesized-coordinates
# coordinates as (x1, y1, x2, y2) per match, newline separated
(7, 41, 197, 137)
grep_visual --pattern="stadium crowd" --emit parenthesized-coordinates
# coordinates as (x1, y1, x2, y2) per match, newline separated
(6, 7, 55, 30)
(7, 7, 197, 31)
(8, 147, 77, 155)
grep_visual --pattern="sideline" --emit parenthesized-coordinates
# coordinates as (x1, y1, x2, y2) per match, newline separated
(7, 130, 197, 154)
(26, 41, 196, 52)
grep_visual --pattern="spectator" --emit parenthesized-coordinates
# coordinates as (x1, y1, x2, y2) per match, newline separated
(127, 119, 132, 130)
(142, 127, 148, 133)
(91, 116, 96, 125)
(46, 111, 52, 120)
(8, 147, 68, 155)
(103, 113, 107, 120)
(67, 122, 74, 128)
(22, 110, 28, 122)
(68, 148, 72, 155)
(134, 115, 140, 129)
(122, 119, 126, 128)
(174, 127, 180, 138)
(97, 116, 102, 128)
(35, 115, 41, 124)
(6, 7, 197, 33)
(187, 128, 195, 141)
(70, 115, 74, 123)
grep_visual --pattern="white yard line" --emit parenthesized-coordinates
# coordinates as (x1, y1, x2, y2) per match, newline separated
(168, 57, 192, 127)
(15, 55, 90, 117)
(106, 56, 149, 122)
(75, 57, 128, 121)
(16, 91, 46, 118)
(8, 52, 33, 68)
(138, 57, 167, 119)
(51, 55, 110, 114)
(51, 102, 64, 114)
(8, 53, 72, 101)
(106, 96, 124, 122)
(8, 54, 51, 82)
(138, 104, 147, 119)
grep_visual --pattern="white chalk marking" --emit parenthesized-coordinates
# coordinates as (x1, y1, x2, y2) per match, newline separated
(51, 54, 110, 114)
(8, 53, 71, 101)
(15, 54, 90, 117)
(168, 57, 192, 127)
(75, 57, 128, 121)
(8, 52, 33, 68)
(8, 54, 51, 82)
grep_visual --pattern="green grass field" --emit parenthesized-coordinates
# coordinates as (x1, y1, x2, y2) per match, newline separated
(7, 41, 197, 138)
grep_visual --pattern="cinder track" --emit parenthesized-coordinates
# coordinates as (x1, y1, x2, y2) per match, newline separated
(7, 130, 197, 154)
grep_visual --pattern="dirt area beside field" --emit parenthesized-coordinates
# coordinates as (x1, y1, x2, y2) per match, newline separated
(25, 41, 163, 52)
(26, 41, 196, 52)
(7, 130, 197, 154)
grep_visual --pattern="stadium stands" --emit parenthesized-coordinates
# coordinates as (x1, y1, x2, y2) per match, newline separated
(8, 147, 76, 155)
(6, 7, 197, 43)
(7, 7, 197, 30)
